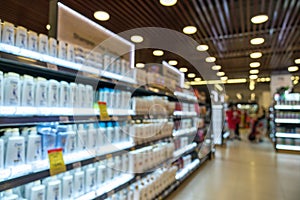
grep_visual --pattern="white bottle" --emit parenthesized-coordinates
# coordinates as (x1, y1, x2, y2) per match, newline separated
(73, 169, 85, 197)
(85, 166, 96, 192)
(5, 128, 25, 167)
(4, 72, 20, 106)
(65, 125, 76, 154)
(35, 77, 48, 107)
(45, 177, 61, 200)
(87, 123, 98, 151)
(15, 26, 27, 49)
(27, 30, 38, 51)
(96, 163, 106, 185)
(26, 127, 42, 163)
(38, 34, 48, 54)
(58, 40, 67, 60)
(61, 172, 73, 200)
(59, 81, 70, 107)
(48, 79, 59, 107)
(77, 124, 87, 151)
(2, 189, 18, 200)
(69, 83, 78, 108)
(21, 74, 35, 107)
(2, 21, 15, 45)
(0, 137, 3, 169)
(85, 85, 94, 108)
(49, 37, 57, 57)
(78, 84, 85, 108)
(66, 43, 74, 62)
(0, 71, 3, 106)
(106, 160, 114, 180)
(29, 181, 46, 200)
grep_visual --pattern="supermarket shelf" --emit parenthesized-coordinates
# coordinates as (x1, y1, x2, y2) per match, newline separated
(173, 111, 197, 117)
(276, 144, 300, 151)
(275, 118, 300, 124)
(175, 159, 200, 181)
(172, 127, 197, 137)
(274, 105, 300, 110)
(173, 142, 197, 161)
(276, 133, 300, 139)
(154, 181, 180, 200)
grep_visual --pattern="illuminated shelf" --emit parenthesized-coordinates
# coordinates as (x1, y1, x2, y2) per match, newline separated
(173, 111, 197, 117)
(275, 118, 300, 124)
(276, 133, 300, 139)
(276, 144, 300, 151)
(173, 142, 197, 160)
(175, 159, 200, 180)
(172, 127, 197, 137)
(274, 105, 300, 110)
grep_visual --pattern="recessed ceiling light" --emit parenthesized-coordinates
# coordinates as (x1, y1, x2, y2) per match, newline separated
(196, 44, 209, 51)
(251, 14, 268, 24)
(250, 52, 262, 59)
(250, 69, 259, 74)
(212, 65, 221, 70)
(249, 84, 255, 91)
(205, 56, 216, 63)
(160, 0, 177, 6)
(250, 62, 260, 68)
(46, 24, 51, 30)
(168, 60, 178, 65)
(183, 26, 197, 34)
(295, 58, 300, 64)
(194, 77, 201, 82)
(130, 35, 144, 43)
(187, 73, 196, 78)
(136, 63, 145, 68)
(179, 67, 188, 72)
(221, 76, 228, 81)
(216, 71, 225, 76)
(288, 66, 299, 72)
(249, 75, 258, 79)
(94, 11, 110, 21)
(265, 77, 271, 82)
(153, 50, 164, 56)
(250, 37, 265, 45)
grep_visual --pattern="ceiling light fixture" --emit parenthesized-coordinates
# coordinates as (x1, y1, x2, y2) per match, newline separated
(251, 14, 268, 24)
(288, 66, 299, 72)
(212, 65, 221, 70)
(216, 71, 225, 76)
(227, 78, 247, 83)
(183, 26, 197, 34)
(46, 24, 51, 30)
(265, 77, 271, 82)
(94, 11, 110, 21)
(194, 77, 201, 82)
(249, 75, 258, 79)
(221, 76, 228, 81)
(205, 56, 216, 63)
(135, 63, 145, 68)
(236, 93, 242, 100)
(153, 50, 164, 56)
(160, 0, 177, 6)
(250, 62, 261, 68)
(249, 69, 259, 74)
(196, 44, 209, 51)
(250, 38, 265, 45)
(168, 60, 178, 65)
(130, 35, 144, 43)
(187, 73, 196, 78)
(250, 52, 262, 59)
(295, 58, 300, 64)
(179, 67, 188, 72)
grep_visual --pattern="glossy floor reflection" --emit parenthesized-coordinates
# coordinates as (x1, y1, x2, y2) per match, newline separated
(167, 132, 300, 200)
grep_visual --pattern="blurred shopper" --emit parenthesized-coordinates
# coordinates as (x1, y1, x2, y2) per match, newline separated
(226, 103, 241, 140)
(248, 107, 266, 142)
(234, 104, 242, 140)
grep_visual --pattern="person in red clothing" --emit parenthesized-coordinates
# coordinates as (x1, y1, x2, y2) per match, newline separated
(226, 103, 241, 140)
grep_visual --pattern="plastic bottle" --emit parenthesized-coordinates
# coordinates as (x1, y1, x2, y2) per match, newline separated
(4, 72, 21, 106)
(66, 43, 75, 62)
(5, 128, 25, 167)
(15, 26, 27, 49)
(47, 79, 59, 107)
(2, 189, 19, 200)
(78, 84, 85, 108)
(98, 122, 106, 146)
(21, 74, 35, 107)
(69, 83, 78, 108)
(61, 172, 73, 200)
(0, 71, 3, 106)
(2, 21, 15, 45)
(38, 124, 57, 159)
(38, 34, 48, 54)
(85, 85, 94, 108)
(64, 125, 76, 154)
(114, 122, 120, 143)
(0, 137, 3, 169)
(87, 123, 98, 151)
(73, 169, 85, 198)
(77, 124, 87, 151)
(26, 127, 42, 163)
(27, 180, 46, 200)
(56, 125, 68, 151)
(106, 122, 114, 144)
(35, 77, 48, 107)
(27, 31, 38, 51)
(96, 162, 106, 185)
(59, 81, 70, 108)
(85, 166, 96, 192)
(48, 37, 57, 57)
(44, 176, 61, 200)
(58, 41, 67, 60)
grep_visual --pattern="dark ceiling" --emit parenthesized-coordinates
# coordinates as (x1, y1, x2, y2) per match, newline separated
(0, 0, 300, 81)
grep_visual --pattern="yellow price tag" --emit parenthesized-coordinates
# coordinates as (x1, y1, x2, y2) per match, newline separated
(48, 148, 66, 176)
(98, 101, 111, 121)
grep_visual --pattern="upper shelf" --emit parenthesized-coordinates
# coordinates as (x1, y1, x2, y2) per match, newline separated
(274, 105, 300, 110)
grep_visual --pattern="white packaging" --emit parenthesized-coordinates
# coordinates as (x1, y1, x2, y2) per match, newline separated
(58, 40, 67, 60)
(2, 21, 14, 45)
(27, 30, 38, 51)
(15, 26, 27, 48)
(78, 84, 85, 108)
(0, 71, 3, 106)
(106, 161, 114, 180)
(4, 72, 20, 106)
(85, 166, 96, 192)
(96, 164, 106, 184)
(21, 74, 35, 106)
(48, 37, 57, 57)
(114, 156, 121, 176)
(65, 125, 76, 154)
(115, 59, 121, 74)
(0, 138, 3, 169)
(77, 124, 87, 150)
(122, 153, 128, 172)
(61, 172, 73, 200)
(5, 128, 25, 167)
(69, 82, 78, 108)
(121, 59, 127, 76)
(45, 178, 61, 200)
(38, 34, 48, 54)
(2, 189, 18, 200)
(26, 127, 42, 163)
(87, 123, 98, 151)
(114, 123, 120, 143)
(30, 184, 45, 200)
(48, 79, 59, 107)
(103, 54, 110, 71)
(97, 124, 105, 146)
(35, 77, 48, 107)
(66, 43, 74, 62)
(85, 85, 93, 108)
(73, 169, 85, 197)
(59, 81, 70, 107)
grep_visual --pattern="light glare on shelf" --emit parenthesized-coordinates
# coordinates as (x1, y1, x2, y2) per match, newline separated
(94, 11, 110, 21)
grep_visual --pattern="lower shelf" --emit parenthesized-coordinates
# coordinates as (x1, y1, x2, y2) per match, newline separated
(276, 144, 300, 151)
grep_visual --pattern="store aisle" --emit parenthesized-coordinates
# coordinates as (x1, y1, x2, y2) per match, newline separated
(167, 134, 300, 200)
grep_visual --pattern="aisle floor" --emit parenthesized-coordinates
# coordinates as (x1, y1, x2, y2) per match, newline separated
(167, 133, 300, 200)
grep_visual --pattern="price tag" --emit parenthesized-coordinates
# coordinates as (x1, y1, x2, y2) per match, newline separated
(130, 147, 135, 151)
(46, 63, 58, 71)
(72, 162, 81, 169)
(98, 101, 111, 121)
(59, 116, 69, 122)
(106, 154, 112, 159)
(48, 148, 66, 176)
(107, 190, 115, 197)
